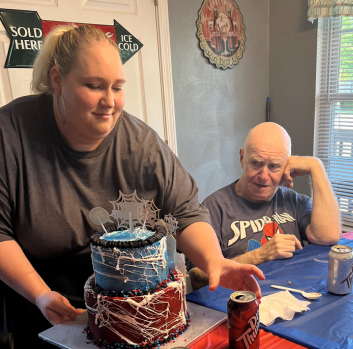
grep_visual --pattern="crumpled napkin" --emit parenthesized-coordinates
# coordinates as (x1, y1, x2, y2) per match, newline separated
(260, 290, 311, 326)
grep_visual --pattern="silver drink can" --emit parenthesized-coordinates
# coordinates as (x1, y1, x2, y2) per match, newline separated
(327, 245, 353, 294)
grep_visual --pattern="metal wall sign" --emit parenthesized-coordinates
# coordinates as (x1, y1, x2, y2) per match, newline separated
(196, 0, 246, 70)
(0, 8, 143, 68)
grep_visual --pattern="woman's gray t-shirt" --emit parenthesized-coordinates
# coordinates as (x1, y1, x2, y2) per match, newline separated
(0, 93, 210, 301)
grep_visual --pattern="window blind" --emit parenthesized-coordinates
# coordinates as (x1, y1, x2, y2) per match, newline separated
(314, 17, 353, 229)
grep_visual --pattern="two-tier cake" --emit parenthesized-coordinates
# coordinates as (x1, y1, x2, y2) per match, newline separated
(84, 194, 189, 348)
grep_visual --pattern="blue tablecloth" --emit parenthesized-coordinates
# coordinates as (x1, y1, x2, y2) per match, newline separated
(186, 238, 353, 349)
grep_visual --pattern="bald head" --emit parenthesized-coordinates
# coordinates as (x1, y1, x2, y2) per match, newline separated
(243, 122, 291, 157)
(236, 122, 292, 203)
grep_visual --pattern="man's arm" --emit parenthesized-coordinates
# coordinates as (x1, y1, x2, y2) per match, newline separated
(282, 156, 341, 245)
(232, 234, 302, 264)
(175, 222, 265, 297)
(189, 233, 302, 290)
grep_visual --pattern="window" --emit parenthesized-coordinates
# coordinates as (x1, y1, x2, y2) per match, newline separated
(314, 17, 353, 230)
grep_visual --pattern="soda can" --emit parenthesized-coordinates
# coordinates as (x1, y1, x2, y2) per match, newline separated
(227, 291, 259, 349)
(327, 245, 353, 295)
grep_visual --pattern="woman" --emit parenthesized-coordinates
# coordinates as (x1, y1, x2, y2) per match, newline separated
(0, 25, 264, 348)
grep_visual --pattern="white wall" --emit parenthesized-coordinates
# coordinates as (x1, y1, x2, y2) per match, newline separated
(269, 0, 317, 196)
(168, 0, 270, 202)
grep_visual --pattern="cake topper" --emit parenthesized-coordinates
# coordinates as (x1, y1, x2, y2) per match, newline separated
(164, 213, 179, 236)
(89, 207, 113, 234)
(89, 191, 178, 235)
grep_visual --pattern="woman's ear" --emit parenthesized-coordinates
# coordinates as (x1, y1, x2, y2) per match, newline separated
(50, 66, 62, 95)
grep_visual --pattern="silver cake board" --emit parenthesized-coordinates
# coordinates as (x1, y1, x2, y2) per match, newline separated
(39, 301, 226, 349)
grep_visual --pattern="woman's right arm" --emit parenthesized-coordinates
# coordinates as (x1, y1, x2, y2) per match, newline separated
(0, 240, 81, 325)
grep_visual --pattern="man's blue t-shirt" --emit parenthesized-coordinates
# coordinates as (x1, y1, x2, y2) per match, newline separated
(189, 180, 312, 268)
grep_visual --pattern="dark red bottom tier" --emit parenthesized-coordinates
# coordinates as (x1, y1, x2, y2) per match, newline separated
(84, 273, 189, 348)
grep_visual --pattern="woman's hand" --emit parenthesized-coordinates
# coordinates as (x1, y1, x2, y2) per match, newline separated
(35, 291, 86, 326)
(207, 258, 265, 298)
(0, 241, 86, 326)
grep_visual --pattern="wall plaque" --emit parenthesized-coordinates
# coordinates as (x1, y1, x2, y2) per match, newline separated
(196, 0, 246, 70)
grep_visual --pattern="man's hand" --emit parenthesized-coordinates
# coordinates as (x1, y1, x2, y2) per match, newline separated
(282, 156, 320, 188)
(35, 291, 86, 326)
(207, 258, 265, 298)
(256, 234, 302, 262)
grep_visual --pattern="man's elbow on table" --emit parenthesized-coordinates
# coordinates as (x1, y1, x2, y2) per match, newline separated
(189, 267, 209, 291)
(306, 224, 341, 246)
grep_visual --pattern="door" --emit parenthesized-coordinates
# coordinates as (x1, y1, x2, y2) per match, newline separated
(0, 0, 167, 141)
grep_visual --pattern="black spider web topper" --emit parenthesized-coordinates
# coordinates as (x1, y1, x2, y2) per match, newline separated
(106, 191, 178, 234)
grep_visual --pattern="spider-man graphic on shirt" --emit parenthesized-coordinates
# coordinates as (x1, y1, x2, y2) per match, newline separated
(247, 221, 283, 252)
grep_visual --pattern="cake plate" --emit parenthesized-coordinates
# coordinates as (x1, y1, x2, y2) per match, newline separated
(39, 301, 226, 349)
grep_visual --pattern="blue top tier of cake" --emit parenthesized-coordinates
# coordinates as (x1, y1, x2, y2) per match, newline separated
(90, 225, 169, 292)
(101, 228, 155, 242)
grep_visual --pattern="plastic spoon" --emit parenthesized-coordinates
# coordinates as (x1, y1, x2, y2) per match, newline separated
(271, 285, 322, 300)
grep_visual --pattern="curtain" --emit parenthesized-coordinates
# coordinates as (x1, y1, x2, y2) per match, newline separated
(308, 0, 353, 21)
(314, 17, 353, 229)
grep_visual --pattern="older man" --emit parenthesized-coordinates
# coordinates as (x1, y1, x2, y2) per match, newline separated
(189, 122, 341, 290)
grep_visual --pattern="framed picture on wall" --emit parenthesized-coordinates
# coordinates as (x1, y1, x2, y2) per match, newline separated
(196, 0, 246, 70)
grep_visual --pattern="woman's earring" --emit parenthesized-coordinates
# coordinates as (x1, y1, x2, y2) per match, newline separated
(57, 95, 66, 124)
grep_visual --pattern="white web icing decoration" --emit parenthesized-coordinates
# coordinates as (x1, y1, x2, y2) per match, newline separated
(84, 272, 187, 346)
(91, 237, 167, 287)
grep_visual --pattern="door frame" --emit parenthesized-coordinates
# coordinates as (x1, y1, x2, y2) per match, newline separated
(0, 0, 178, 154)
(156, 0, 178, 155)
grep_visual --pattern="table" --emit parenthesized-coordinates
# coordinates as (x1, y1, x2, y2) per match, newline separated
(189, 324, 307, 349)
(39, 302, 226, 349)
(186, 235, 353, 349)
